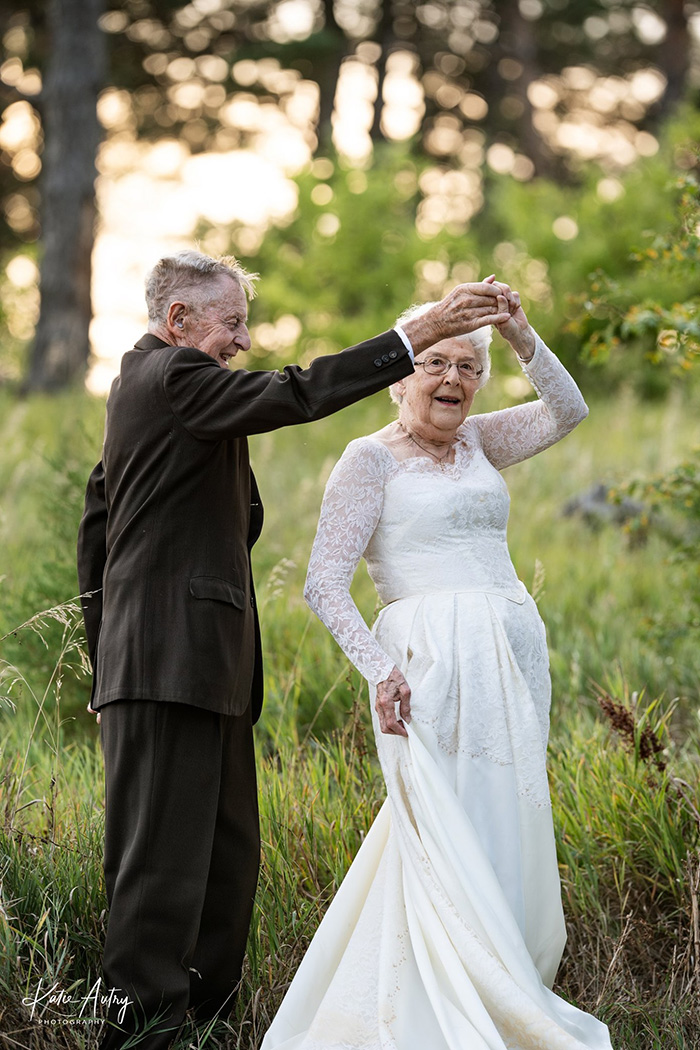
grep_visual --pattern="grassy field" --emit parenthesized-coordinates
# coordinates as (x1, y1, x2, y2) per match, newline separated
(1, 374, 699, 1048)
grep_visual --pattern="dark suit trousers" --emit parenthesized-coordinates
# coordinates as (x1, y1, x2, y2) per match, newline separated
(99, 700, 260, 1049)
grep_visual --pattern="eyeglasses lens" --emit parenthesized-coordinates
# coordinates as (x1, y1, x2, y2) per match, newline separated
(421, 359, 479, 378)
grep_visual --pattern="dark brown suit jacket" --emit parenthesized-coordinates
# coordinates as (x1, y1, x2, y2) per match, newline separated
(77, 330, 412, 722)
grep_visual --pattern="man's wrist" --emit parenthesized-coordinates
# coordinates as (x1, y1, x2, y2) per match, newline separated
(393, 325, 415, 363)
(399, 310, 443, 355)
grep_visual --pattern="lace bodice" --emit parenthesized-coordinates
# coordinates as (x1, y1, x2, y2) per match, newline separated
(304, 334, 588, 685)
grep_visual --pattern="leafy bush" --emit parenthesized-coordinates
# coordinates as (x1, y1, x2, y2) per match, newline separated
(575, 151, 700, 663)
(572, 165, 700, 399)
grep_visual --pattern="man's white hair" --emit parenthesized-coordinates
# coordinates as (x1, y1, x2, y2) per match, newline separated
(390, 300, 492, 405)
(145, 249, 259, 326)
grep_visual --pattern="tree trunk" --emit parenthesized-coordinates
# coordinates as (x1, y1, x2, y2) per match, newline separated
(655, 0, 690, 116)
(370, 0, 395, 142)
(315, 0, 346, 152)
(24, 0, 107, 392)
(491, 0, 559, 179)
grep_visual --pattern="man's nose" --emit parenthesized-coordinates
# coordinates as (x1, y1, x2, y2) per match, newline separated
(236, 324, 251, 352)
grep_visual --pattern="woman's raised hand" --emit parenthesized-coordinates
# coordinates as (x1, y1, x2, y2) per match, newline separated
(485, 276, 536, 361)
(375, 665, 411, 737)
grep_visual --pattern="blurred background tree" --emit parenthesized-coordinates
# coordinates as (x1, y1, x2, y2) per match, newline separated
(23, 0, 107, 392)
(1, 0, 699, 390)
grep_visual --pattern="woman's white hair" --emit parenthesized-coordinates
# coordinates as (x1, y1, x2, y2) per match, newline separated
(390, 300, 492, 405)
(145, 249, 259, 326)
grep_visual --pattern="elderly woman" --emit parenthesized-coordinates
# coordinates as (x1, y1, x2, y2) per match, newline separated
(261, 285, 613, 1050)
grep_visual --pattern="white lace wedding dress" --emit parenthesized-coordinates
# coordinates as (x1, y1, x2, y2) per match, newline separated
(261, 336, 613, 1050)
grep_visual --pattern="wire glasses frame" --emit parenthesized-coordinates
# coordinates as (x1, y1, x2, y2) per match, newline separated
(414, 356, 484, 380)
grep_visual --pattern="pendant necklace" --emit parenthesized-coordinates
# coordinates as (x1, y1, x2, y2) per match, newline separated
(399, 422, 455, 470)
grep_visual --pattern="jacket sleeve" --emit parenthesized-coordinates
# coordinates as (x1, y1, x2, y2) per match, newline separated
(76, 459, 108, 669)
(162, 331, 413, 441)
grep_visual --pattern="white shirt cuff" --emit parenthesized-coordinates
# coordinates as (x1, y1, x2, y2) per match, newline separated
(393, 325, 415, 362)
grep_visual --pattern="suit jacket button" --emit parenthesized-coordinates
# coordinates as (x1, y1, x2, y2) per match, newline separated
(382, 354, 390, 363)
(250, 596, 255, 607)
(373, 358, 382, 367)
(389, 350, 397, 359)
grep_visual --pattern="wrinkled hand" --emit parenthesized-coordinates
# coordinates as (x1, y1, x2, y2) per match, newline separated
(375, 665, 411, 737)
(486, 277, 535, 359)
(402, 277, 512, 353)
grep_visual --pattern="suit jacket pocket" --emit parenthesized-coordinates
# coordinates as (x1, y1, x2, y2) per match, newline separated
(189, 575, 246, 609)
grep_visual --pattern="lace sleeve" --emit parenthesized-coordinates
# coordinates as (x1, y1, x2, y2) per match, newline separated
(473, 332, 589, 471)
(304, 438, 396, 686)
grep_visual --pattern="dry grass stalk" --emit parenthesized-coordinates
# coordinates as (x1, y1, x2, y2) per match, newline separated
(595, 686, 667, 771)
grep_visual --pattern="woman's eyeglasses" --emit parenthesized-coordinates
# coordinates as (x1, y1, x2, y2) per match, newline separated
(414, 356, 483, 380)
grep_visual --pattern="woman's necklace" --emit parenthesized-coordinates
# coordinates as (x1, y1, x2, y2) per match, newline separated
(399, 422, 456, 469)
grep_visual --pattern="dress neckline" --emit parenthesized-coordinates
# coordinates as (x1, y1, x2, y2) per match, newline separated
(365, 426, 471, 474)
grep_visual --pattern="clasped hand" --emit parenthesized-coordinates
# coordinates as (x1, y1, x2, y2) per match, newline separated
(404, 274, 534, 359)
(375, 665, 411, 737)
(484, 276, 535, 359)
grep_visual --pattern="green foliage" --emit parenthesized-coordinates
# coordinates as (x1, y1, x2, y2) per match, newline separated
(0, 603, 105, 1045)
(0, 249, 35, 384)
(573, 147, 700, 659)
(466, 110, 700, 393)
(572, 166, 700, 398)
(0, 389, 106, 725)
(224, 147, 454, 362)
(613, 454, 700, 646)
(552, 685, 700, 1037)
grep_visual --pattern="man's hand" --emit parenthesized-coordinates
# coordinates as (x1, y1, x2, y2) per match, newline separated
(87, 702, 101, 725)
(375, 665, 411, 737)
(402, 277, 512, 353)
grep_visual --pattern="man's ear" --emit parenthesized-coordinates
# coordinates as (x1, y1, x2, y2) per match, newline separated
(166, 301, 187, 338)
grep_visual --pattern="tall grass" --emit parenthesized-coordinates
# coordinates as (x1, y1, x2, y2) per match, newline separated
(0, 602, 105, 1049)
(1, 384, 700, 1046)
(3, 610, 699, 1048)
(552, 686, 700, 1045)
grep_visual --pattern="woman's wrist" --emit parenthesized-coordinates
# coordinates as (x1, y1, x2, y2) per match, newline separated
(508, 326, 536, 362)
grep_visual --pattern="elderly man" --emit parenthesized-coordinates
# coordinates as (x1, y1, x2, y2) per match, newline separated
(77, 249, 510, 1048)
